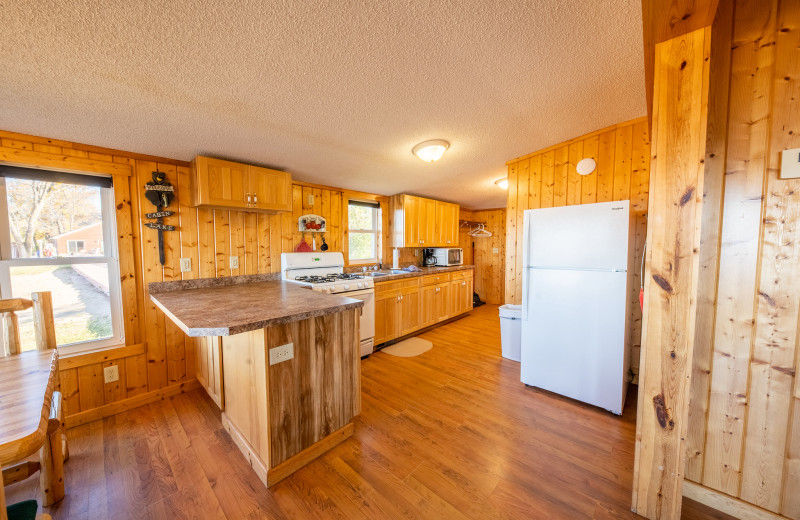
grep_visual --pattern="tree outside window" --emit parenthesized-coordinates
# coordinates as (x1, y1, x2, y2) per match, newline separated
(348, 201, 380, 263)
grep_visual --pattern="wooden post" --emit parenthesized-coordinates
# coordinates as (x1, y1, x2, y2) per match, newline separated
(632, 27, 713, 519)
(32, 292, 56, 351)
(3, 312, 20, 356)
(0, 477, 7, 520)
(39, 391, 65, 506)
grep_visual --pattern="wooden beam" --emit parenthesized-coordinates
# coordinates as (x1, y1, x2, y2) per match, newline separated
(632, 26, 712, 520)
(641, 0, 721, 126)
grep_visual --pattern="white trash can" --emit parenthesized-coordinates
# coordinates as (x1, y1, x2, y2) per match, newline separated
(499, 304, 522, 362)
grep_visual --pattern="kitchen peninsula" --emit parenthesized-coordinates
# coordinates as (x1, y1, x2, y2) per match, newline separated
(149, 274, 363, 487)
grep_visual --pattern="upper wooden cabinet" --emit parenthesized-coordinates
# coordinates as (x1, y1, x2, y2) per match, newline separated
(390, 194, 459, 248)
(191, 156, 292, 212)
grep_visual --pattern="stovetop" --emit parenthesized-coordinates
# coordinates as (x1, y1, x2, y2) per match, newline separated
(294, 273, 365, 284)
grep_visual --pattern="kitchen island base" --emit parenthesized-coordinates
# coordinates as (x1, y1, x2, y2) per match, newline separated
(218, 309, 361, 488)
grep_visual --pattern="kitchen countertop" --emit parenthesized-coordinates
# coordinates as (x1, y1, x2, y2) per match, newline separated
(362, 264, 475, 282)
(149, 279, 363, 337)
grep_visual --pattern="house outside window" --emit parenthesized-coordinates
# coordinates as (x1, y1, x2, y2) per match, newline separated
(348, 200, 380, 264)
(0, 167, 124, 352)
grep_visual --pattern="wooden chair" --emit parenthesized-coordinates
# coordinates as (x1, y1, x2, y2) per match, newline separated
(0, 292, 65, 519)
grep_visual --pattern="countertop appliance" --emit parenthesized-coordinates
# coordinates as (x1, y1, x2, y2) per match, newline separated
(431, 247, 463, 266)
(281, 252, 375, 357)
(422, 248, 438, 267)
(520, 200, 633, 415)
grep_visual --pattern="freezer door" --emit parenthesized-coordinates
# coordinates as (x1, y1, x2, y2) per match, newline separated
(524, 200, 630, 270)
(520, 268, 628, 413)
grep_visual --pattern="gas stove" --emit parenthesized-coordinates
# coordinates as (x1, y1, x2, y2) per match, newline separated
(281, 252, 374, 294)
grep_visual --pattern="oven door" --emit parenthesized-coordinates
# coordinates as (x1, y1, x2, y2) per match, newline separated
(344, 288, 375, 357)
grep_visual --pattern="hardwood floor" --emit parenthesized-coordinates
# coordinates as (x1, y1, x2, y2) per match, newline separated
(6, 304, 733, 519)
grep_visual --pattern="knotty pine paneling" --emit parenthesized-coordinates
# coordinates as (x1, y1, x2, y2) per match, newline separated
(459, 209, 505, 305)
(683, 1, 800, 517)
(0, 129, 374, 422)
(504, 118, 650, 376)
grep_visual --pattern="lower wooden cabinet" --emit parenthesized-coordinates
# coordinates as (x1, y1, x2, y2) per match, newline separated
(195, 336, 224, 409)
(375, 269, 474, 346)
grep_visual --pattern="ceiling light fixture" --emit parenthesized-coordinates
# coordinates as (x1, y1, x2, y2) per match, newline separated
(495, 178, 508, 189)
(413, 139, 450, 163)
(576, 158, 597, 176)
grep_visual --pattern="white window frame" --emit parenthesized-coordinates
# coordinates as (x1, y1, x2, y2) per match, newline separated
(348, 201, 380, 264)
(0, 176, 125, 353)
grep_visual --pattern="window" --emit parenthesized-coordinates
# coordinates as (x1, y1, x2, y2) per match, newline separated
(0, 166, 124, 352)
(348, 200, 380, 263)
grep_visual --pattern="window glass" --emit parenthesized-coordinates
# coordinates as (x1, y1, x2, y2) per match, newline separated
(5, 179, 104, 258)
(348, 202, 379, 262)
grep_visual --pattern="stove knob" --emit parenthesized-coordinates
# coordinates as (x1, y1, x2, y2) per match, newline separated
(329, 286, 336, 293)
(357, 282, 363, 288)
(343, 284, 350, 290)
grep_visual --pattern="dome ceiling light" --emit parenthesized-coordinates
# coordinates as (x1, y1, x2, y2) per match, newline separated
(495, 178, 508, 189)
(576, 158, 597, 176)
(413, 139, 450, 163)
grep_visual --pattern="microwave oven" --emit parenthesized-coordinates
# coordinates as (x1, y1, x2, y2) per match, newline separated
(432, 248, 463, 266)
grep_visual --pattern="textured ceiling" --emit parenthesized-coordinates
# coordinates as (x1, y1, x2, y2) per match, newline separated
(1, 0, 646, 209)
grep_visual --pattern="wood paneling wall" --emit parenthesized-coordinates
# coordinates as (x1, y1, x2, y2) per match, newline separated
(504, 118, 650, 375)
(0, 129, 380, 424)
(459, 209, 505, 305)
(681, 0, 800, 518)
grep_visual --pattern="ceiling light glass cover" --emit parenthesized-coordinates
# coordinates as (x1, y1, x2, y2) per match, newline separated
(413, 140, 450, 162)
(495, 178, 508, 189)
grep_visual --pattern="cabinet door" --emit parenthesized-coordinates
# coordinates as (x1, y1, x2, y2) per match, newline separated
(250, 166, 292, 212)
(464, 277, 473, 311)
(435, 282, 450, 321)
(376, 292, 401, 344)
(448, 204, 459, 246)
(418, 198, 437, 246)
(197, 336, 224, 409)
(420, 284, 437, 328)
(399, 287, 421, 336)
(403, 196, 420, 247)
(195, 157, 249, 208)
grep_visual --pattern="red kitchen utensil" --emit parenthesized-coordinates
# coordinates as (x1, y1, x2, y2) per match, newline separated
(294, 239, 312, 252)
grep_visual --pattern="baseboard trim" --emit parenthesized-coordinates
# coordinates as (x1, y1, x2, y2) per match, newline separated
(267, 423, 354, 487)
(65, 379, 201, 427)
(221, 413, 269, 484)
(683, 480, 785, 520)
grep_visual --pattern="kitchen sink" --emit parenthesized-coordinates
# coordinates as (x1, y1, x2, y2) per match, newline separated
(364, 272, 390, 277)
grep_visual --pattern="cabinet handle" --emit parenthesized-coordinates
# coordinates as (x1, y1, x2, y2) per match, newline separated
(253, 193, 258, 205)
(246, 193, 252, 205)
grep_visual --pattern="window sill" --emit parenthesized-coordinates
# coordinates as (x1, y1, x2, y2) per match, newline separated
(58, 341, 133, 359)
(57, 342, 144, 370)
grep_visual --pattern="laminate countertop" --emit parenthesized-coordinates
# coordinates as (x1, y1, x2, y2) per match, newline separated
(357, 264, 475, 283)
(149, 280, 363, 337)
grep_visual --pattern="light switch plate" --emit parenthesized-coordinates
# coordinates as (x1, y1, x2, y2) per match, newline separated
(230, 256, 239, 269)
(103, 365, 120, 383)
(269, 343, 294, 365)
(308, 194, 314, 205)
(180, 258, 192, 272)
(781, 148, 800, 179)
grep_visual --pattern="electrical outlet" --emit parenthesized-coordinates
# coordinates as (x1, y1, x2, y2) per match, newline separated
(269, 343, 294, 365)
(781, 148, 800, 179)
(308, 194, 315, 205)
(180, 258, 192, 272)
(414, 249, 418, 256)
(230, 256, 239, 269)
(493, 247, 499, 254)
(103, 365, 120, 383)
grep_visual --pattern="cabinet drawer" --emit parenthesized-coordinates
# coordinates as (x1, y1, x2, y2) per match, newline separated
(451, 269, 473, 280)
(421, 273, 452, 286)
(375, 277, 420, 295)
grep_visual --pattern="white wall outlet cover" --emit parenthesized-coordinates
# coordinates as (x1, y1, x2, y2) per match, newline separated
(180, 258, 192, 272)
(269, 343, 294, 365)
(308, 194, 315, 205)
(576, 158, 597, 176)
(103, 365, 120, 383)
(229, 256, 239, 269)
(493, 247, 499, 254)
(780, 148, 800, 179)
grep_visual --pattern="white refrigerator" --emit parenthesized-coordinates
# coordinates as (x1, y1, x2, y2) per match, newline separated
(520, 200, 633, 415)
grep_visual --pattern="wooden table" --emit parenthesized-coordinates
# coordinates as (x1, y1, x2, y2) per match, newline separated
(0, 350, 59, 520)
